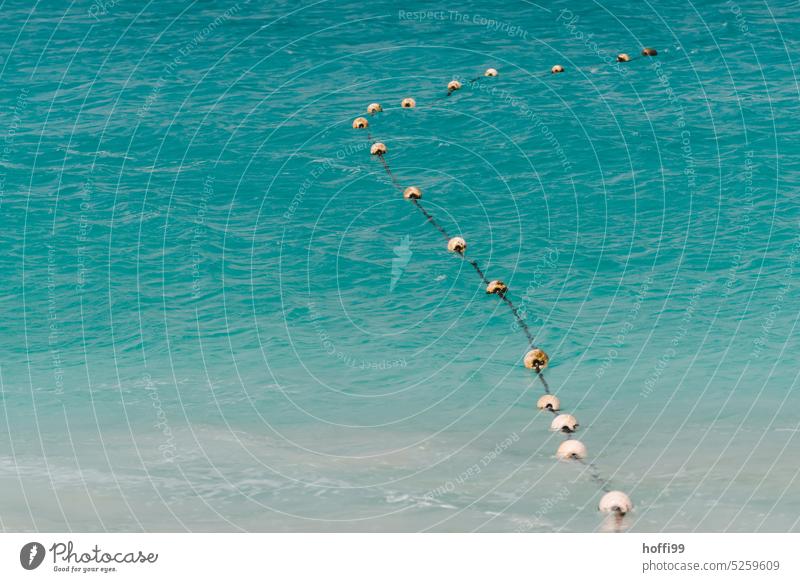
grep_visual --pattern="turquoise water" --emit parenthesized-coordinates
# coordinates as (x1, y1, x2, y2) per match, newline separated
(1, 0, 799, 532)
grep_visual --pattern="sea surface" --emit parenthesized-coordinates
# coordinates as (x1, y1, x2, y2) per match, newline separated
(1, 0, 799, 532)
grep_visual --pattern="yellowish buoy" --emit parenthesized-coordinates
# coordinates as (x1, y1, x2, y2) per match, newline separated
(352, 117, 368, 129)
(370, 142, 387, 156)
(550, 413, 578, 433)
(599, 491, 633, 515)
(403, 186, 421, 200)
(556, 439, 587, 460)
(486, 280, 507, 295)
(401, 97, 416, 108)
(537, 394, 560, 411)
(524, 348, 549, 370)
(367, 103, 382, 114)
(447, 237, 467, 253)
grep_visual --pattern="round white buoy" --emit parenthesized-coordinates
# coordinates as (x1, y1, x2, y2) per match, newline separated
(485, 68, 498, 77)
(599, 491, 633, 515)
(447, 237, 467, 253)
(401, 97, 416, 108)
(352, 117, 368, 129)
(448, 80, 462, 92)
(556, 439, 587, 460)
(617, 53, 631, 62)
(367, 103, 382, 114)
(486, 280, 507, 295)
(537, 394, 560, 411)
(524, 348, 549, 370)
(403, 186, 421, 200)
(550, 414, 578, 433)
(551, 64, 565, 74)
(370, 142, 387, 156)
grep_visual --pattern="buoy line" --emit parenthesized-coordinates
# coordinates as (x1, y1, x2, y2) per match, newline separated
(349, 50, 658, 528)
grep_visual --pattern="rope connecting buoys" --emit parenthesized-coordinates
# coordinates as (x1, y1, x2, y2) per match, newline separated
(550, 414, 579, 433)
(524, 348, 549, 370)
(352, 117, 368, 129)
(537, 394, 560, 411)
(447, 80, 462, 92)
(617, 53, 631, 62)
(642, 47, 658, 57)
(370, 142, 387, 156)
(551, 64, 564, 74)
(401, 97, 416, 108)
(447, 236, 467, 254)
(484, 68, 498, 77)
(403, 186, 421, 200)
(486, 280, 507, 295)
(557, 439, 587, 460)
(599, 491, 633, 515)
(367, 103, 382, 114)
(412, 198, 449, 239)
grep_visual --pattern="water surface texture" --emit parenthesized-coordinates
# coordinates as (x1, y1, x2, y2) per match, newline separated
(1, 0, 799, 531)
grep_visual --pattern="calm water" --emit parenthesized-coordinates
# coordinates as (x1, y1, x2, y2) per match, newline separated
(1, 0, 799, 532)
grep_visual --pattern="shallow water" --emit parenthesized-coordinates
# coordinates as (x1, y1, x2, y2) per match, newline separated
(1, 0, 799, 531)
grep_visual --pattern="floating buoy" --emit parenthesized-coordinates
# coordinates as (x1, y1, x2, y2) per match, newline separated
(367, 103, 382, 114)
(370, 142, 387, 156)
(403, 186, 421, 200)
(617, 53, 631, 62)
(641, 47, 658, 57)
(486, 280, 507, 295)
(485, 68, 498, 77)
(524, 348, 549, 370)
(352, 117, 368, 129)
(447, 237, 467, 253)
(551, 64, 564, 74)
(448, 80, 462, 92)
(550, 414, 578, 433)
(537, 394, 560, 411)
(599, 491, 633, 515)
(401, 97, 416, 108)
(556, 439, 587, 460)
